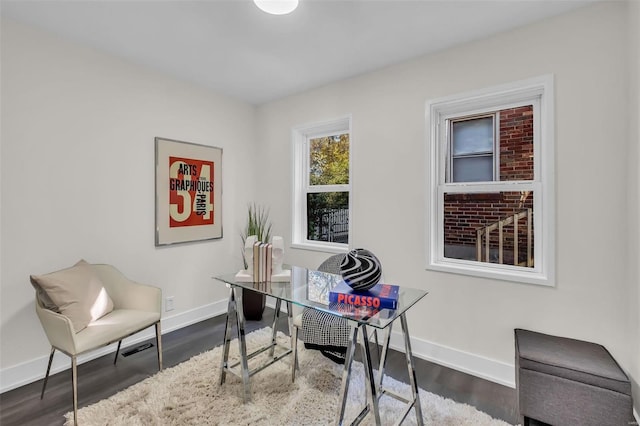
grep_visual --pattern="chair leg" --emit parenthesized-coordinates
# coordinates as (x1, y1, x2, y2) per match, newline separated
(71, 356, 78, 426)
(114, 340, 122, 365)
(155, 322, 163, 371)
(41, 347, 55, 399)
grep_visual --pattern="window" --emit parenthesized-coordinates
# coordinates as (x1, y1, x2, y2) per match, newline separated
(292, 116, 351, 251)
(450, 115, 496, 182)
(426, 76, 554, 285)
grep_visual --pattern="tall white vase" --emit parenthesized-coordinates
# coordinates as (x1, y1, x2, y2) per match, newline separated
(244, 235, 257, 273)
(271, 236, 284, 275)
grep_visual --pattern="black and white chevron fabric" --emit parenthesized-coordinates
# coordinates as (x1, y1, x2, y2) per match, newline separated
(339, 248, 382, 291)
(300, 308, 351, 364)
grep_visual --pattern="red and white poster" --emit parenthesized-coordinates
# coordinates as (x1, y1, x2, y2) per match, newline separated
(155, 138, 222, 245)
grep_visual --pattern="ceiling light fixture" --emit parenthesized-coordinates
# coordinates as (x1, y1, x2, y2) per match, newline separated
(254, 0, 299, 15)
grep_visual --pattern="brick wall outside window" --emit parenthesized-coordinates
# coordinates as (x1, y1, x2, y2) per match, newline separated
(444, 106, 534, 265)
(499, 106, 534, 181)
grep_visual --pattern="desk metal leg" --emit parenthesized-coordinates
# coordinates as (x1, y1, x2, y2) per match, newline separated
(400, 313, 423, 426)
(376, 323, 393, 395)
(286, 301, 294, 335)
(233, 287, 252, 403)
(336, 323, 359, 426)
(219, 286, 236, 386)
(219, 286, 295, 403)
(362, 317, 422, 426)
(269, 298, 282, 358)
(286, 302, 299, 382)
(361, 325, 381, 425)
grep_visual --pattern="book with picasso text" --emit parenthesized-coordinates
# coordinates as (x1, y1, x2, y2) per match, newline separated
(329, 280, 400, 310)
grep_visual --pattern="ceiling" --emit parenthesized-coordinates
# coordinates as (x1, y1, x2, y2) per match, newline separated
(1, 0, 596, 105)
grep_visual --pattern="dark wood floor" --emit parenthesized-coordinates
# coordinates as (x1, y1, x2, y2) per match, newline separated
(0, 308, 520, 425)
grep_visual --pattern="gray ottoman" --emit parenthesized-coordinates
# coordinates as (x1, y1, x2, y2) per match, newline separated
(515, 329, 634, 426)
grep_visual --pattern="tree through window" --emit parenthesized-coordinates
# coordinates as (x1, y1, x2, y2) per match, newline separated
(306, 134, 350, 243)
(293, 117, 351, 250)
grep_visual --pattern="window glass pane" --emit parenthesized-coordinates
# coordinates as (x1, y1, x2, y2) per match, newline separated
(452, 117, 493, 155)
(499, 105, 534, 181)
(309, 133, 349, 186)
(452, 156, 493, 182)
(307, 192, 349, 243)
(443, 191, 534, 268)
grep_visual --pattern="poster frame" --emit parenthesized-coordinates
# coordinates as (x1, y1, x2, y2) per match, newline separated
(155, 137, 223, 246)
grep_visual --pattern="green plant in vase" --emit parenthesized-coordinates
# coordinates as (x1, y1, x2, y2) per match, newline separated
(241, 203, 272, 269)
(240, 203, 272, 320)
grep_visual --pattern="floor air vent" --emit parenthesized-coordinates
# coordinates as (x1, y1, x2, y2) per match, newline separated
(122, 342, 154, 357)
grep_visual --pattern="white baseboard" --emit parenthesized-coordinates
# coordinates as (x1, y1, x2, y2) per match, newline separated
(388, 329, 515, 388)
(2, 299, 515, 394)
(0, 300, 228, 394)
(266, 299, 516, 388)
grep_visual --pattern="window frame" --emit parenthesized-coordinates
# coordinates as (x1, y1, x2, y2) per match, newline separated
(292, 116, 352, 252)
(426, 76, 555, 286)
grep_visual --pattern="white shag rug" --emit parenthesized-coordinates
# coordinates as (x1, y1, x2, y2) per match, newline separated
(66, 328, 511, 425)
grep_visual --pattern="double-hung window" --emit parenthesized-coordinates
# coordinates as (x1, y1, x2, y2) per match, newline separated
(426, 76, 555, 285)
(292, 116, 351, 251)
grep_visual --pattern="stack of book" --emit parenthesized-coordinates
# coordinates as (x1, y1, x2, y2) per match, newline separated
(329, 281, 400, 310)
(252, 241, 272, 283)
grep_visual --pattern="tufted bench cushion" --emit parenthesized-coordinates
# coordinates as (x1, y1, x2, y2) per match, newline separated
(515, 329, 634, 426)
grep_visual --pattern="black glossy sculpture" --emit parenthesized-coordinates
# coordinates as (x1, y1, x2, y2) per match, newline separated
(339, 248, 382, 291)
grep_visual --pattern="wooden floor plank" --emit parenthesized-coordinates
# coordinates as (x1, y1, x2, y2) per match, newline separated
(0, 309, 518, 425)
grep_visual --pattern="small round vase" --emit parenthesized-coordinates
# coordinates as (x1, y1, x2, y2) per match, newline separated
(339, 248, 382, 291)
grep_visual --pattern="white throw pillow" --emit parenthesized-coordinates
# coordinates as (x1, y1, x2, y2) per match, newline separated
(30, 260, 114, 332)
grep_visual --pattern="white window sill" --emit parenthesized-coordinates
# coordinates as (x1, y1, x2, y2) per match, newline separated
(427, 258, 554, 287)
(291, 241, 348, 254)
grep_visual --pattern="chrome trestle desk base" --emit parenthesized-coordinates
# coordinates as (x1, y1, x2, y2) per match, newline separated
(215, 270, 426, 426)
(336, 313, 424, 426)
(219, 285, 294, 403)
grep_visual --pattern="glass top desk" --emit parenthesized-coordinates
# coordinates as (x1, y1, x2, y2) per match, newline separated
(214, 266, 428, 426)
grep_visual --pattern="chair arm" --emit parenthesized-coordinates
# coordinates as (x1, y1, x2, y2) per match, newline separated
(90, 264, 161, 314)
(114, 281, 162, 314)
(35, 302, 78, 355)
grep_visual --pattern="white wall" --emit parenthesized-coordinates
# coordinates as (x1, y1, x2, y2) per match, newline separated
(628, 0, 640, 413)
(1, 20, 256, 388)
(1, 2, 638, 415)
(256, 0, 638, 404)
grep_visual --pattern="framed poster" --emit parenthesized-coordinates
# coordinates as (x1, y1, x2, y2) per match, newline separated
(155, 137, 222, 246)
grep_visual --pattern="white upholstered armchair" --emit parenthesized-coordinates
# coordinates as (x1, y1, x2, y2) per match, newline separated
(31, 261, 163, 425)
